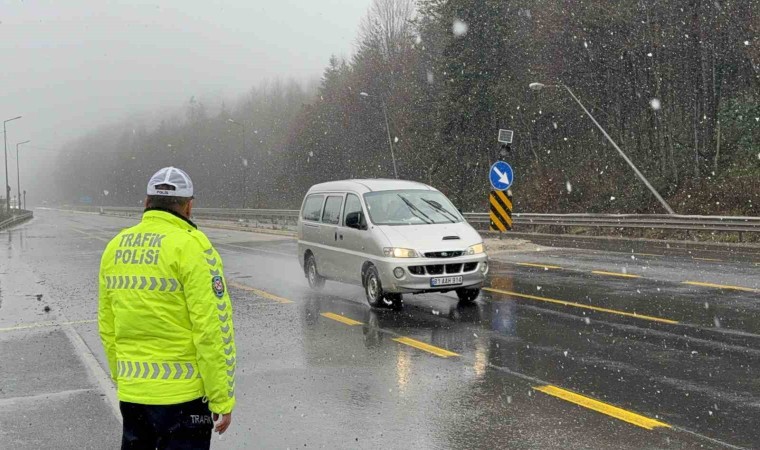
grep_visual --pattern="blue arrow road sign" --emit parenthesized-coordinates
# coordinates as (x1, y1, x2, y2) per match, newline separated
(489, 161, 514, 191)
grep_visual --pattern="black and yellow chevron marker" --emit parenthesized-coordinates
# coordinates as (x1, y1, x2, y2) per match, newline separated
(489, 190, 513, 232)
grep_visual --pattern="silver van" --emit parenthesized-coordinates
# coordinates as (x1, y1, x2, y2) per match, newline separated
(297, 179, 488, 308)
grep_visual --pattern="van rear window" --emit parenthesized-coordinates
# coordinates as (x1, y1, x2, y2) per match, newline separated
(302, 195, 324, 222)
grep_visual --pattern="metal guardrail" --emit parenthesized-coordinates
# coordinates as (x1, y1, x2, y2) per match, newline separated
(0, 210, 34, 231)
(465, 213, 760, 234)
(91, 206, 760, 235)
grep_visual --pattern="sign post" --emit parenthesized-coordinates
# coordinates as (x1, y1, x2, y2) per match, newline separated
(489, 160, 514, 232)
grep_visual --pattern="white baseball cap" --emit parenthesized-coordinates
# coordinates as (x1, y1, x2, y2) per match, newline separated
(146, 167, 194, 198)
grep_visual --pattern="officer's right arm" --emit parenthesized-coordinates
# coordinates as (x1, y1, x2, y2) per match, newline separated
(182, 237, 236, 415)
(98, 249, 118, 385)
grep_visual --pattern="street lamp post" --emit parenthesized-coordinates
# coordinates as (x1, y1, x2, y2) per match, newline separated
(227, 118, 250, 208)
(360, 92, 398, 179)
(3, 116, 22, 213)
(16, 140, 30, 211)
(529, 82, 675, 214)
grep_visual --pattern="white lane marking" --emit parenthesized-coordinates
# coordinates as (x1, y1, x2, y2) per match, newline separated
(218, 242, 292, 258)
(59, 312, 121, 423)
(0, 388, 96, 407)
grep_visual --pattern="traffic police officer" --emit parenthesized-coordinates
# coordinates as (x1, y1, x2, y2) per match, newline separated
(99, 167, 236, 449)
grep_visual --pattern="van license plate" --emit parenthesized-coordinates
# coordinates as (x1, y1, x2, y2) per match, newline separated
(430, 276, 463, 287)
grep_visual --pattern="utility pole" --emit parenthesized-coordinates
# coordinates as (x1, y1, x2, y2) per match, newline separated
(360, 92, 398, 179)
(16, 140, 30, 211)
(227, 118, 249, 207)
(529, 82, 675, 214)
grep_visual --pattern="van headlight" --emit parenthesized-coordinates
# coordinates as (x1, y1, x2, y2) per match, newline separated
(383, 247, 419, 258)
(466, 243, 485, 255)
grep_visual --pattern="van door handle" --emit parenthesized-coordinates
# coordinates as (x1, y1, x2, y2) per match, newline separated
(334, 231, 338, 241)
(339, 234, 343, 240)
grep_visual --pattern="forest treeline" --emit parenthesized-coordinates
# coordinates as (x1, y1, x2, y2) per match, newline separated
(55, 0, 759, 214)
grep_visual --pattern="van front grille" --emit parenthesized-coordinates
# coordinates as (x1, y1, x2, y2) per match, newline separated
(426, 265, 444, 275)
(445, 264, 462, 274)
(408, 264, 467, 275)
(424, 251, 463, 258)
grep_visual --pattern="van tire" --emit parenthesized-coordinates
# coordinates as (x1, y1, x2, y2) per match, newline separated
(456, 288, 480, 303)
(364, 265, 387, 308)
(305, 254, 325, 290)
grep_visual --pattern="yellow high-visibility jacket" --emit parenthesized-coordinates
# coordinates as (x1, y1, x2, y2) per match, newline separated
(98, 209, 236, 414)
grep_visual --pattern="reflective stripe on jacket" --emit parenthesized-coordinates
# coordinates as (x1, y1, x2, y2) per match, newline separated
(98, 209, 236, 414)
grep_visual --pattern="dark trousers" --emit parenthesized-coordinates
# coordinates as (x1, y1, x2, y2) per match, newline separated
(120, 397, 212, 450)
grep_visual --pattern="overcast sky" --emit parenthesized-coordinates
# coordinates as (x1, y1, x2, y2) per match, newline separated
(0, 0, 371, 203)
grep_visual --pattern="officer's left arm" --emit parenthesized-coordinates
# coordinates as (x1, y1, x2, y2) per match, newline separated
(182, 238, 236, 415)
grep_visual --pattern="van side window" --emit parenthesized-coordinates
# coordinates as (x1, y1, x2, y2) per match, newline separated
(302, 195, 324, 222)
(321, 196, 343, 225)
(343, 194, 364, 226)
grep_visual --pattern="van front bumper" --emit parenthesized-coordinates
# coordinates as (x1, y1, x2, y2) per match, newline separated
(375, 254, 489, 294)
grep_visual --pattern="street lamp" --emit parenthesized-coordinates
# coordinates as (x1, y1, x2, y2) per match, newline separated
(3, 116, 22, 213)
(529, 82, 675, 214)
(16, 140, 30, 210)
(360, 92, 398, 179)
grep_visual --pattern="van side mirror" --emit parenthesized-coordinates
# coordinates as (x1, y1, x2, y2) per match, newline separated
(345, 211, 366, 230)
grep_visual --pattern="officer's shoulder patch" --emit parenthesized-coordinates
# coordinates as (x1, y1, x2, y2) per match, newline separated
(212, 275, 225, 298)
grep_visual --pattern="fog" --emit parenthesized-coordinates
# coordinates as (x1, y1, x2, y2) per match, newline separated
(0, 0, 371, 206)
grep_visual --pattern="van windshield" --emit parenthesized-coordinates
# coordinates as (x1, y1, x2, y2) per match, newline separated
(364, 190, 462, 226)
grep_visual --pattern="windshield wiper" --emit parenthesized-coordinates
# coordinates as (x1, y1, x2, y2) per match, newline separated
(398, 195, 433, 224)
(421, 198, 457, 223)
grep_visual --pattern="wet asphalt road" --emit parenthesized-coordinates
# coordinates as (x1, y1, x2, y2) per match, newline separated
(0, 209, 758, 449)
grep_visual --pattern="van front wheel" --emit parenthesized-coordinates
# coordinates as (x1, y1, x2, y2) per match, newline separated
(364, 266, 384, 307)
(305, 254, 325, 290)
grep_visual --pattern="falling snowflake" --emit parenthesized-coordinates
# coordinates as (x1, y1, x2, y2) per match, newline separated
(610, 196, 616, 201)
(566, 181, 573, 193)
(308, 151, 314, 157)
(394, 136, 399, 143)
(452, 19, 468, 37)
(650, 98, 661, 110)
(242, 158, 248, 167)
(745, 40, 750, 46)
(426, 70, 434, 84)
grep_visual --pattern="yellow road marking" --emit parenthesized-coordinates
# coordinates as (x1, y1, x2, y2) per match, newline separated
(516, 263, 563, 270)
(393, 336, 459, 358)
(592, 270, 641, 279)
(228, 281, 293, 303)
(681, 281, 758, 293)
(484, 288, 679, 325)
(534, 385, 670, 430)
(0, 319, 97, 333)
(692, 257, 723, 262)
(70, 227, 110, 242)
(320, 312, 363, 326)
